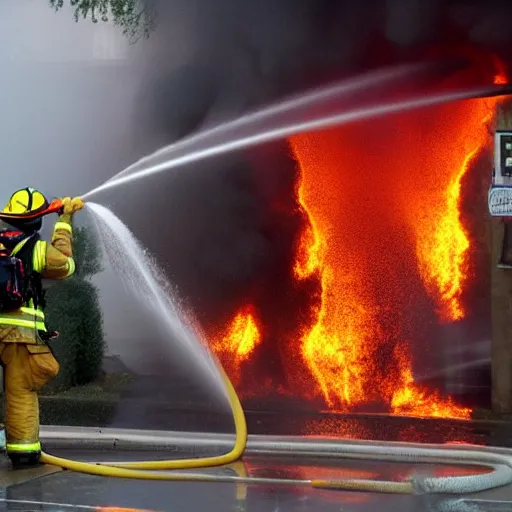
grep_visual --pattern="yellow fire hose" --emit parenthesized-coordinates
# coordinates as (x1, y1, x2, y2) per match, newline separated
(38, 360, 512, 495)
(40, 364, 246, 478)
(39, 362, 414, 492)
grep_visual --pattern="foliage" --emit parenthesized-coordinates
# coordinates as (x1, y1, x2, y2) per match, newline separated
(73, 225, 103, 278)
(44, 225, 105, 390)
(46, 279, 105, 387)
(49, 0, 156, 41)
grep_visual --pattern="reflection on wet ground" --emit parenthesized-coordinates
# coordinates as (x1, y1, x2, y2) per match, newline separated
(1, 450, 506, 512)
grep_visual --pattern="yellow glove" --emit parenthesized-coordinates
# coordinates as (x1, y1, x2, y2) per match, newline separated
(61, 197, 84, 215)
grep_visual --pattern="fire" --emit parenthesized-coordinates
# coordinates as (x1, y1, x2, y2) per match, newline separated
(415, 149, 474, 322)
(391, 343, 471, 419)
(493, 57, 508, 85)
(212, 306, 262, 384)
(291, 135, 376, 408)
(299, 274, 375, 407)
(294, 181, 324, 279)
(208, 60, 506, 423)
(398, 104, 499, 322)
(224, 309, 260, 360)
(289, 89, 498, 419)
(213, 306, 261, 361)
(495, 74, 507, 85)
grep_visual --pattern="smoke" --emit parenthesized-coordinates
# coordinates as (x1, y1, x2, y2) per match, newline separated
(0, 2, 139, 195)
(147, 0, 512, 109)
(0, 1, 182, 374)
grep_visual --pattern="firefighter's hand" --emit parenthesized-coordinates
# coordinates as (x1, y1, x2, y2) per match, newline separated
(61, 197, 84, 215)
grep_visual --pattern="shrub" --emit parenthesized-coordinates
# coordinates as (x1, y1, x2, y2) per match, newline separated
(44, 226, 105, 390)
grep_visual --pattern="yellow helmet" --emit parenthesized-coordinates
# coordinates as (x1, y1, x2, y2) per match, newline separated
(3, 187, 49, 217)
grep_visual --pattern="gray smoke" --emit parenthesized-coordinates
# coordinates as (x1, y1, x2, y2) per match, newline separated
(145, 0, 512, 121)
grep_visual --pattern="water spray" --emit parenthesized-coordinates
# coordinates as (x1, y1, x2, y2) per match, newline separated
(104, 59, 463, 185)
(82, 83, 512, 202)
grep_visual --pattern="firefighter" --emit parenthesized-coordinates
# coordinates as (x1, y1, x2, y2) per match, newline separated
(0, 187, 83, 468)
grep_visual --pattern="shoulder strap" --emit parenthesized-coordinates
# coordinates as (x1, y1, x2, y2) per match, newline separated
(12, 233, 39, 260)
(12, 233, 45, 310)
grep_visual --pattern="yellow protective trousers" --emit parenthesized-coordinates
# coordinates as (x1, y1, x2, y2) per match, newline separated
(0, 341, 59, 454)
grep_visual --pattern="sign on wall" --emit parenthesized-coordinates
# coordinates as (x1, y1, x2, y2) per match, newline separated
(490, 131, 512, 216)
(489, 187, 512, 216)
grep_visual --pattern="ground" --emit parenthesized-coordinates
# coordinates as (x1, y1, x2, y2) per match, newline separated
(1, 445, 512, 512)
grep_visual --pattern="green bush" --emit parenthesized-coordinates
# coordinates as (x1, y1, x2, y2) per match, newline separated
(44, 226, 105, 391)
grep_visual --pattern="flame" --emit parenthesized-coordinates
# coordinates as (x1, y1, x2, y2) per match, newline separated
(397, 103, 498, 322)
(290, 133, 381, 409)
(391, 343, 471, 419)
(299, 269, 375, 407)
(213, 306, 261, 360)
(417, 150, 474, 322)
(294, 182, 324, 279)
(293, 155, 369, 406)
(208, 61, 506, 423)
(289, 88, 499, 418)
(294, 163, 371, 406)
(212, 306, 262, 384)
(493, 57, 508, 85)
(494, 73, 507, 85)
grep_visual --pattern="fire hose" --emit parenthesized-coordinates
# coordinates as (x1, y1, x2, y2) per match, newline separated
(39, 360, 512, 494)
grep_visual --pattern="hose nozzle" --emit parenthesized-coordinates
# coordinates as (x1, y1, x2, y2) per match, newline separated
(51, 197, 86, 216)
(47, 199, 65, 216)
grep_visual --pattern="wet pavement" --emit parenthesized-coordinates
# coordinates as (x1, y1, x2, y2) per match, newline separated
(0, 448, 511, 512)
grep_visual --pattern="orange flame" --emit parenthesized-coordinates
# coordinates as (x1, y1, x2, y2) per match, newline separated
(494, 74, 507, 85)
(212, 306, 262, 384)
(290, 133, 380, 409)
(289, 87, 499, 419)
(398, 104, 499, 322)
(293, 148, 375, 407)
(294, 185, 324, 280)
(415, 149, 474, 322)
(210, 62, 506, 423)
(493, 56, 508, 85)
(391, 342, 471, 419)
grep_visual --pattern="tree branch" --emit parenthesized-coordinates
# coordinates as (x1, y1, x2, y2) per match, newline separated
(49, 0, 156, 42)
